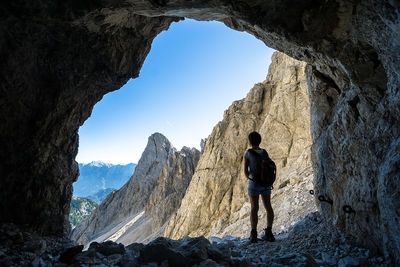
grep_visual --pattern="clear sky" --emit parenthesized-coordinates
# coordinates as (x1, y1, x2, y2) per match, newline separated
(76, 19, 275, 164)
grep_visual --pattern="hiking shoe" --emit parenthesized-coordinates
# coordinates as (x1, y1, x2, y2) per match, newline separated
(262, 228, 275, 242)
(250, 229, 257, 243)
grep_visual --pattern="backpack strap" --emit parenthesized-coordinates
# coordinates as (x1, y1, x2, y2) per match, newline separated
(248, 148, 268, 158)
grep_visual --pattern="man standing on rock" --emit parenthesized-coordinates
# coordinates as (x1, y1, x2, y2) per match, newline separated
(243, 131, 275, 243)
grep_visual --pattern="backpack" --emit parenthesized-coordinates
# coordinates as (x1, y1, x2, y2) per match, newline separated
(248, 149, 276, 188)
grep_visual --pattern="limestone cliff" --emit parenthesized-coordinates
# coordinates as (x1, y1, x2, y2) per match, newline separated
(70, 133, 200, 245)
(165, 52, 317, 239)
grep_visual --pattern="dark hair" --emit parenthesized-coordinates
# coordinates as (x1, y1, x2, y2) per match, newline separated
(248, 131, 261, 146)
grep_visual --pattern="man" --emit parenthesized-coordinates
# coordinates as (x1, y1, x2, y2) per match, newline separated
(243, 131, 275, 243)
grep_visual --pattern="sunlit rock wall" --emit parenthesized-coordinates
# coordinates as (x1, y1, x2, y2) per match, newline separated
(165, 52, 316, 239)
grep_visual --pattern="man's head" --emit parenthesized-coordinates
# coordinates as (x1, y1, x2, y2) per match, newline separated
(248, 131, 261, 147)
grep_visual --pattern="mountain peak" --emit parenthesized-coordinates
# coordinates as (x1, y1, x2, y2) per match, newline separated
(149, 132, 171, 146)
(88, 161, 112, 168)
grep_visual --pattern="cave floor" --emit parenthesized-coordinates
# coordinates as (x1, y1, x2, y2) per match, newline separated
(0, 212, 390, 266)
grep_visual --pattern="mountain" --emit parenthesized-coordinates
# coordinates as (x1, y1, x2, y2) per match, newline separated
(165, 52, 317, 239)
(73, 162, 136, 197)
(70, 133, 200, 246)
(86, 188, 115, 204)
(69, 197, 98, 228)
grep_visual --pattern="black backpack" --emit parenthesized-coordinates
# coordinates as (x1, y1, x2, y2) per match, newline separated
(248, 149, 276, 188)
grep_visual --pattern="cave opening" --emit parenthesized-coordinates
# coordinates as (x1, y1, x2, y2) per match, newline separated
(70, 18, 276, 233)
(70, 18, 316, 249)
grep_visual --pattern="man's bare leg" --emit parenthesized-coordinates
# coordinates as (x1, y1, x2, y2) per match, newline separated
(261, 194, 275, 241)
(249, 195, 259, 242)
(249, 195, 259, 230)
(261, 194, 274, 227)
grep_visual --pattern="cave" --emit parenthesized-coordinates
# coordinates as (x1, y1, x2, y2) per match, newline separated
(0, 0, 399, 264)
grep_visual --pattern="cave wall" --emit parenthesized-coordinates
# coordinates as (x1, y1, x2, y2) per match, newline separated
(0, 0, 399, 263)
(0, 2, 180, 235)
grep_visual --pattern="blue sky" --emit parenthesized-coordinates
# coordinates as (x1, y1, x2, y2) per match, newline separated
(76, 19, 275, 164)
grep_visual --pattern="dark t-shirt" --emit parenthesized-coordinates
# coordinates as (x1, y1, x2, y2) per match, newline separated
(244, 148, 269, 180)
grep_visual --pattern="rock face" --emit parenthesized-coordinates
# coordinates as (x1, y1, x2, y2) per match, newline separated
(1, 0, 399, 264)
(200, 138, 207, 154)
(165, 52, 316, 239)
(70, 133, 200, 246)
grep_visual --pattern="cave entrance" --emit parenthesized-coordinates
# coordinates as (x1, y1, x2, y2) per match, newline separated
(71, 18, 274, 232)
(70, 19, 316, 246)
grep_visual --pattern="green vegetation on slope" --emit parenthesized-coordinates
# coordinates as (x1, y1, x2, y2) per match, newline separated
(69, 197, 98, 228)
(86, 188, 115, 204)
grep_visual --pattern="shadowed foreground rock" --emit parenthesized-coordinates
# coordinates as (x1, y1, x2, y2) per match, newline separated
(0, 213, 390, 266)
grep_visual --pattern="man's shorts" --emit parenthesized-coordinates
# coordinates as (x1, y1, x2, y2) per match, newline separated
(248, 179, 272, 196)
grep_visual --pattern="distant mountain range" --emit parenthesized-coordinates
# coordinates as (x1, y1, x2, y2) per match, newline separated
(70, 162, 135, 227)
(86, 188, 115, 204)
(73, 161, 136, 198)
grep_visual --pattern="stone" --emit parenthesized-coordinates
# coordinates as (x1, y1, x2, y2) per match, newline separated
(136, 236, 231, 267)
(165, 52, 317, 239)
(90, 241, 125, 256)
(31, 256, 41, 267)
(59, 245, 84, 264)
(106, 253, 123, 264)
(119, 255, 140, 267)
(138, 238, 186, 266)
(197, 259, 223, 267)
(22, 239, 47, 254)
(321, 252, 337, 265)
(74, 249, 103, 264)
(125, 242, 145, 257)
(179, 236, 210, 261)
(338, 256, 360, 267)
(70, 133, 200, 246)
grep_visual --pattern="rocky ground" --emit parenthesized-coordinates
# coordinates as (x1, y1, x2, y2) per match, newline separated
(0, 212, 390, 266)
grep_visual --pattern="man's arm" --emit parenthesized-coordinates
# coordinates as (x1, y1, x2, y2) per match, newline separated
(244, 154, 249, 179)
